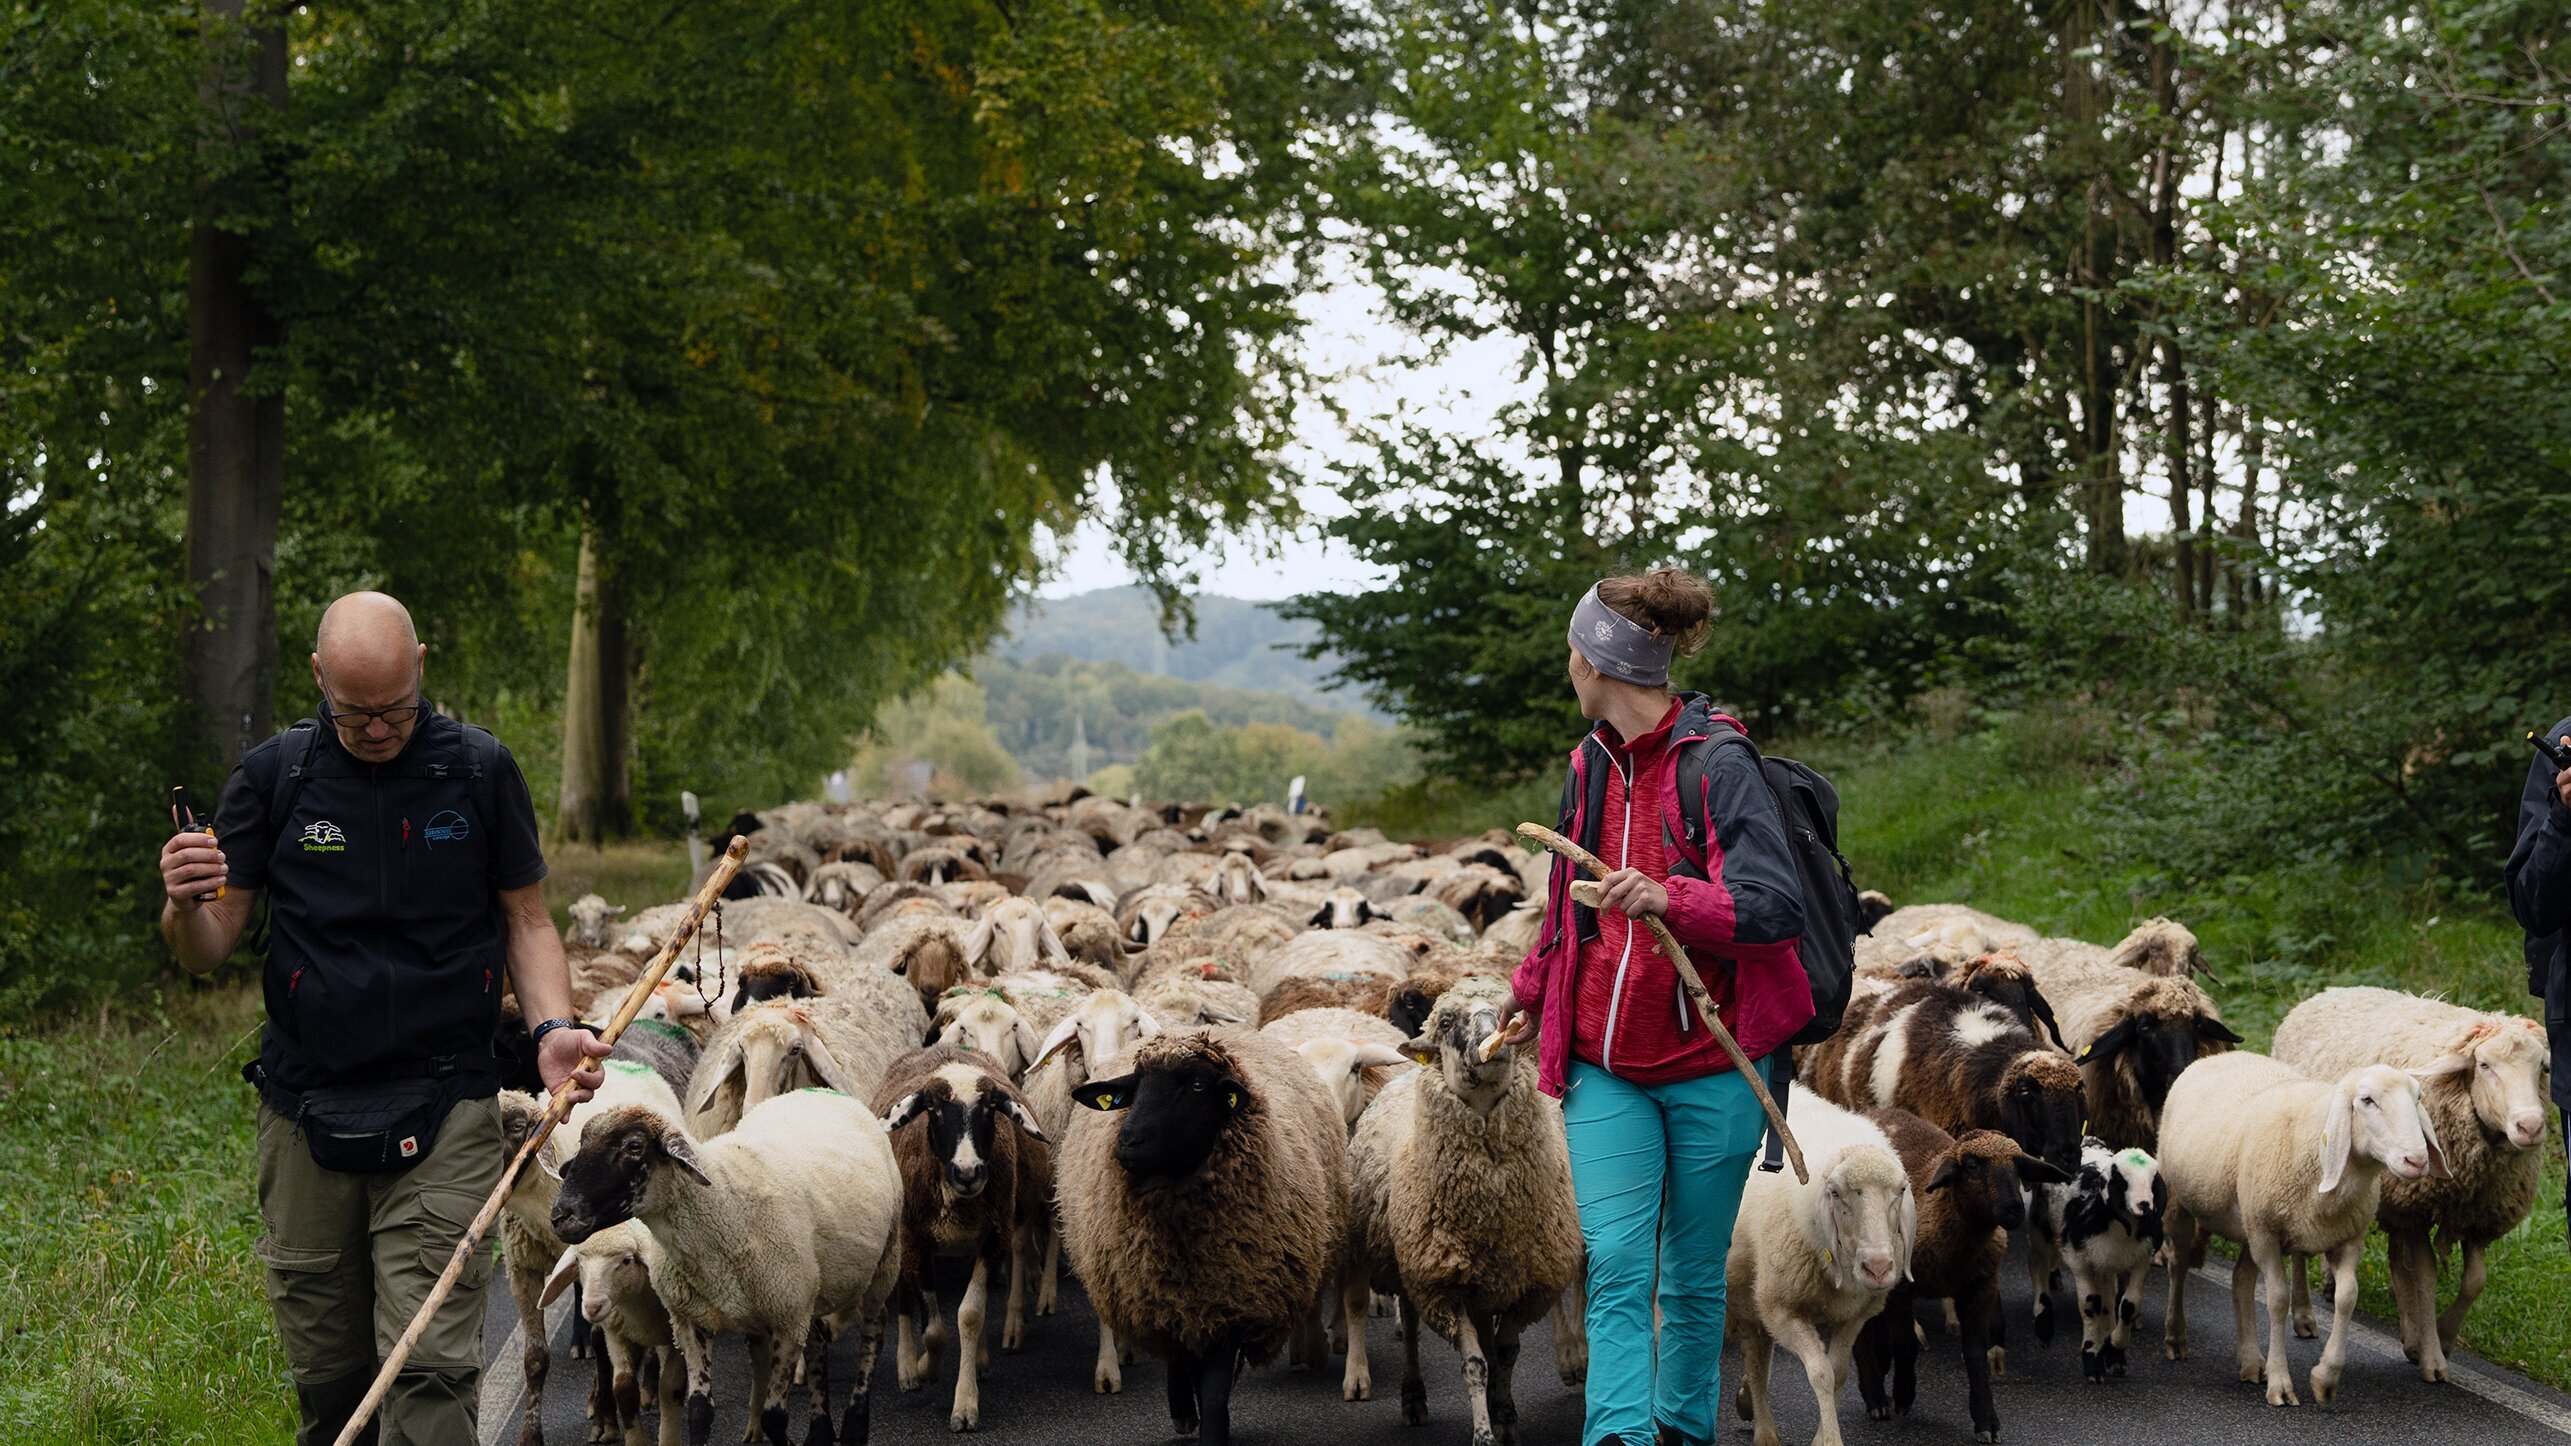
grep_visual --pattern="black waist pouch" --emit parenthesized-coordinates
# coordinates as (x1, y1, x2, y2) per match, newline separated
(299, 1077, 462, 1173)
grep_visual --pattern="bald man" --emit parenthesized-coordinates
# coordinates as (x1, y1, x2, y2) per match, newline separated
(159, 591, 608, 1446)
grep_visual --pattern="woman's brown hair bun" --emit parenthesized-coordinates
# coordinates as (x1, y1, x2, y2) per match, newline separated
(1597, 567, 1713, 657)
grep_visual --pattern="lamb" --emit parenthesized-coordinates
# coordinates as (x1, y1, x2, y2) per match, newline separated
(1056, 1027, 1349, 1446)
(2156, 1051, 2446, 1406)
(874, 1048, 1055, 1431)
(1799, 978, 2087, 1176)
(550, 1088, 903, 1446)
(684, 990, 920, 1136)
(2026, 1137, 2166, 1381)
(1259, 1005, 1413, 1130)
(2032, 957, 2240, 1150)
(1852, 1111, 2069, 1443)
(1339, 983, 1582, 1446)
(2272, 988, 2551, 1382)
(536, 1223, 683, 1446)
(1726, 1091, 1918, 1446)
(567, 893, 629, 949)
(495, 1058, 687, 1446)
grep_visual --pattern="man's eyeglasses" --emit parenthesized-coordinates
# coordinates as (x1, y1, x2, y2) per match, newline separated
(320, 695, 425, 732)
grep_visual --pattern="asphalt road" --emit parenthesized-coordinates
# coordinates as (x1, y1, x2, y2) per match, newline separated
(482, 1233, 2571, 1446)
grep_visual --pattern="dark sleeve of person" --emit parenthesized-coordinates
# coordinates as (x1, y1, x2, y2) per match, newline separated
(489, 745, 549, 891)
(2505, 714, 2571, 943)
(209, 741, 282, 893)
(1664, 743, 1806, 950)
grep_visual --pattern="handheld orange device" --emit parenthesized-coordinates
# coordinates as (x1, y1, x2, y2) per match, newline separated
(170, 786, 225, 903)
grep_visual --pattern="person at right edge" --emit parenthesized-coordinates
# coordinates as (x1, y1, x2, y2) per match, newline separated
(1501, 568, 1815, 1446)
(2505, 712, 2571, 1244)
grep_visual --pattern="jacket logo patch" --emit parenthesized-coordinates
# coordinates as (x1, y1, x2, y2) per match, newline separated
(424, 810, 471, 847)
(299, 820, 347, 853)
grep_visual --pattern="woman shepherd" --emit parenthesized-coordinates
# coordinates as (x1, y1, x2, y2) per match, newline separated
(1502, 568, 1816, 1446)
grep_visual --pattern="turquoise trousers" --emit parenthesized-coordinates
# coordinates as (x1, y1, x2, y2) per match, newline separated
(1562, 1058, 1771, 1446)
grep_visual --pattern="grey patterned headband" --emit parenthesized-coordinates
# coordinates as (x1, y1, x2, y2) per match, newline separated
(1568, 584, 1675, 687)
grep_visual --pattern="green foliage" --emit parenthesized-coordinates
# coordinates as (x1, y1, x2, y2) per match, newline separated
(1133, 709, 1419, 810)
(851, 675, 1026, 800)
(1002, 587, 1379, 715)
(978, 653, 1357, 781)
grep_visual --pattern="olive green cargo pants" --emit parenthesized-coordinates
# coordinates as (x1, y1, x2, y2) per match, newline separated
(255, 1096, 503, 1446)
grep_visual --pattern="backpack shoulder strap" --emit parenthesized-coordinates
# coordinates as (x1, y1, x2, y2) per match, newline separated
(265, 721, 325, 833)
(1672, 722, 1762, 871)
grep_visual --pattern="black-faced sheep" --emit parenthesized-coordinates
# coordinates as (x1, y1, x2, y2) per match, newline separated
(1056, 1028, 1348, 1446)
(2037, 961, 2240, 1151)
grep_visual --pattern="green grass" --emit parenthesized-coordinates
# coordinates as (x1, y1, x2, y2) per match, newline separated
(540, 837, 696, 929)
(0, 986, 294, 1444)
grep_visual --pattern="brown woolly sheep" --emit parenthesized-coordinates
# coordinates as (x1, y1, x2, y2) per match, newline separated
(1341, 983, 1582, 1445)
(1056, 1028, 1349, 1446)
(1853, 1112, 2070, 1443)
(1800, 979, 2087, 1178)
(874, 1047, 1055, 1432)
(1259, 972, 1396, 1026)
(1425, 862, 1527, 933)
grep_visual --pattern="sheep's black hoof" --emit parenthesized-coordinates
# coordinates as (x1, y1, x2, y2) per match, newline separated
(841, 1394, 871, 1446)
(1171, 1415, 1199, 1438)
(759, 1403, 791, 1445)
(2100, 1344, 2127, 1377)
(2031, 1304, 2054, 1345)
(1867, 1405, 1891, 1422)
(1401, 1379, 1430, 1427)
(686, 1393, 715, 1446)
(807, 1412, 837, 1446)
(2080, 1348, 2103, 1383)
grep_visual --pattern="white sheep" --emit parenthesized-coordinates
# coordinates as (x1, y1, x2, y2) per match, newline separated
(2157, 1051, 2446, 1406)
(1025, 987, 1164, 1352)
(1259, 1005, 1413, 1130)
(537, 1222, 682, 1446)
(1340, 982, 1582, 1446)
(1726, 1091, 1918, 1446)
(684, 991, 918, 1137)
(549, 1089, 904, 1446)
(2272, 988, 2552, 1381)
(566, 893, 629, 950)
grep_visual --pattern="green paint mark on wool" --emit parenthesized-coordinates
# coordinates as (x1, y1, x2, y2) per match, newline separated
(795, 1087, 848, 1097)
(2116, 1148, 2153, 1170)
(625, 1017, 693, 1045)
(606, 1060, 653, 1077)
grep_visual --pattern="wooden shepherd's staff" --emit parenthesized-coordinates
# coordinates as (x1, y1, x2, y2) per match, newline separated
(1510, 822, 1808, 1184)
(332, 834, 751, 1446)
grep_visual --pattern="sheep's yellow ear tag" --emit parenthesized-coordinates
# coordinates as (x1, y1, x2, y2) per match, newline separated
(2074, 1045, 2093, 1063)
(1226, 1090, 1241, 1111)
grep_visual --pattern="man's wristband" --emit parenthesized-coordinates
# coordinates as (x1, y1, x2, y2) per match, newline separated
(531, 1017, 598, 1051)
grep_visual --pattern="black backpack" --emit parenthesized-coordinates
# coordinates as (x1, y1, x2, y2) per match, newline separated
(1677, 727, 1860, 1048)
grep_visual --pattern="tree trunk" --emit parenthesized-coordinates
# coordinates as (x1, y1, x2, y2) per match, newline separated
(2149, 12, 2193, 613)
(2064, 5, 2123, 572)
(558, 522, 634, 843)
(184, 1, 286, 769)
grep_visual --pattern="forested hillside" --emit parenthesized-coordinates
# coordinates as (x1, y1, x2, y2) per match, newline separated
(1000, 588, 1379, 716)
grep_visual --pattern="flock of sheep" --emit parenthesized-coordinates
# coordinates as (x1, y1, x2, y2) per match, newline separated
(489, 790, 2556, 1446)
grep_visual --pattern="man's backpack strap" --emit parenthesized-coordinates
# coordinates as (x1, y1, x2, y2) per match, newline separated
(247, 721, 326, 956)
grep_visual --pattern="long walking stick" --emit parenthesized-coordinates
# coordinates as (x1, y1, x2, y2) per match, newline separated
(332, 835, 750, 1446)
(1515, 822, 1808, 1184)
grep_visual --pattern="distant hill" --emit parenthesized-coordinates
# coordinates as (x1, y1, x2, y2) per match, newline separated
(998, 587, 1377, 716)
(975, 655, 1359, 781)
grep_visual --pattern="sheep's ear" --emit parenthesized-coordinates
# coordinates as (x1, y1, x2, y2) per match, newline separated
(884, 1092, 928, 1131)
(2014, 1154, 2074, 1188)
(1355, 898, 1376, 924)
(2318, 1080, 2356, 1194)
(535, 1137, 567, 1181)
(960, 915, 997, 968)
(799, 1029, 866, 1098)
(1012, 1016, 1044, 1074)
(998, 1095, 1047, 1143)
(1308, 903, 1332, 929)
(539, 1246, 581, 1308)
(1040, 922, 1072, 966)
(2029, 988, 2066, 1051)
(2075, 1018, 2137, 1067)
(686, 1038, 744, 1116)
(1073, 1073, 1137, 1112)
(2411, 1052, 2473, 1080)
(1351, 1042, 1411, 1070)
(2198, 1015, 2244, 1046)
(1398, 1033, 1440, 1067)
(608, 903, 628, 918)
(1133, 1008, 1163, 1040)
(1924, 1159, 1962, 1194)
(2414, 1084, 2453, 1179)
(659, 1128, 712, 1186)
(1033, 1015, 1084, 1073)
(1216, 1076, 1248, 1112)
(1893, 1181, 1918, 1282)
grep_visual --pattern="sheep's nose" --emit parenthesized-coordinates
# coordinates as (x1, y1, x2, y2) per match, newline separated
(2511, 1113, 2546, 1147)
(950, 1164, 989, 1196)
(583, 1295, 611, 1325)
(1859, 1257, 1896, 1288)
(2396, 1153, 2429, 1178)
